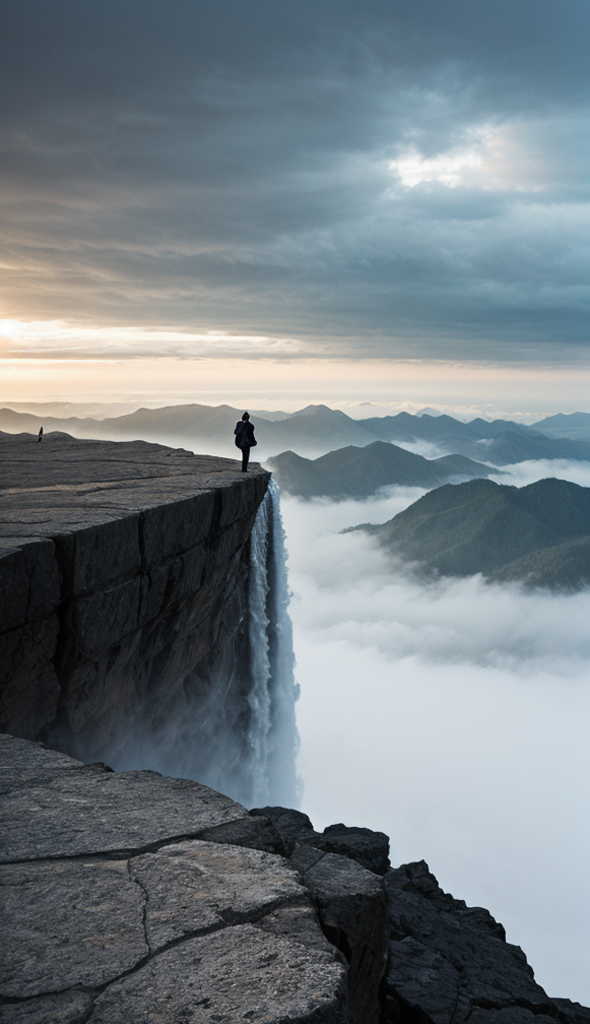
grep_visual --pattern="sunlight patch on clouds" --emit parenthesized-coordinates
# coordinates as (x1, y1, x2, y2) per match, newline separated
(0, 319, 301, 358)
(388, 120, 566, 192)
(390, 138, 487, 189)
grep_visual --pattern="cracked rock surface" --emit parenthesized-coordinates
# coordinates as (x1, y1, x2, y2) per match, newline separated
(0, 735, 347, 1024)
(0, 736, 249, 862)
(2, 738, 590, 1024)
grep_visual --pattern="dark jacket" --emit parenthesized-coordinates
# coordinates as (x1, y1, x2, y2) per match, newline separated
(234, 420, 256, 448)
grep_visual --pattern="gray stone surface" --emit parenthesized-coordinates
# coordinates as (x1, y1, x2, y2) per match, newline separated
(0, 734, 94, 794)
(0, 738, 248, 862)
(88, 924, 347, 1024)
(0, 432, 269, 754)
(0, 735, 347, 1024)
(383, 860, 556, 1023)
(316, 823, 390, 875)
(0, 859, 148, 997)
(253, 806, 391, 874)
(0, 990, 95, 1024)
(301, 852, 388, 1024)
(552, 1001, 590, 1024)
(251, 804, 322, 854)
(467, 1011, 557, 1024)
(256, 903, 338, 955)
(384, 936, 461, 1024)
(129, 840, 307, 951)
(196, 812, 285, 853)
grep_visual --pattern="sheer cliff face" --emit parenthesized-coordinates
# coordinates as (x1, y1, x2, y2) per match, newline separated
(0, 434, 296, 805)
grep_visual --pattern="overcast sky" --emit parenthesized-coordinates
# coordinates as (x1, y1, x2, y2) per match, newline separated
(1, 0, 588, 374)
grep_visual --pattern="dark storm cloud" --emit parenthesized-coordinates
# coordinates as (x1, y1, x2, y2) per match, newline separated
(0, 0, 588, 359)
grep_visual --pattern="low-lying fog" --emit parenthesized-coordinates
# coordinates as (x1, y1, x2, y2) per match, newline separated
(280, 460, 590, 1005)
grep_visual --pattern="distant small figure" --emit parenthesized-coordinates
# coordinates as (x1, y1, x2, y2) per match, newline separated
(37, 426, 43, 442)
(234, 411, 257, 472)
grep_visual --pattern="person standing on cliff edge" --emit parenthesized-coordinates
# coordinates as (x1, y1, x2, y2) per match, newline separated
(234, 411, 257, 471)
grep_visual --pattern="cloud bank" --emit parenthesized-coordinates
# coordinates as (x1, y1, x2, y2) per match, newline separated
(0, 0, 588, 362)
(280, 463, 590, 1002)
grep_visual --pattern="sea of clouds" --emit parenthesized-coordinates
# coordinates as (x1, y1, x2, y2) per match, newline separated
(280, 461, 590, 1004)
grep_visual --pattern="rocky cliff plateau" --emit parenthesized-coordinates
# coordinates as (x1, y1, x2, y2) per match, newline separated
(1, 434, 589, 1022)
(0, 431, 300, 807)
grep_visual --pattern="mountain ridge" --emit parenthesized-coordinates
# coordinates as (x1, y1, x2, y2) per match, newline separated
(357, 477, 590, 590)
(1, 403, 590, 463)
(267, 442, 496, 499)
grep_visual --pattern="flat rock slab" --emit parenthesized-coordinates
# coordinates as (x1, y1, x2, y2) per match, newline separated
(0, 734, 249, 863)
(89, 924, 347, 1024)
(0, 734, 90, 795)
(129, 840, 307, 951)
(0, 736, 346, 1023)
(0, 432, 267, 558)
(1, 766, 249, 862)
(0, 990, 95, 1024)
(1, 858, 148, 998)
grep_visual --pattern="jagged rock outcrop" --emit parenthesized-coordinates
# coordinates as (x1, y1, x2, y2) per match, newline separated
(252, 805, 391, 875)
(381, 860, 590, 1024)
(2, 736, 589, 1024)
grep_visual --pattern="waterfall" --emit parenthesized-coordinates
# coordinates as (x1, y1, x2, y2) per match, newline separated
(74, 480, 300, 809)
(246, 478, 300, 807)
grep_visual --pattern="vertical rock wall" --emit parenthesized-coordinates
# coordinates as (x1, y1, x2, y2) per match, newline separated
(0, 434, 298, 806)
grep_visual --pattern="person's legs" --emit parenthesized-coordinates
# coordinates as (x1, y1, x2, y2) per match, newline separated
(241, 446, 250, 471)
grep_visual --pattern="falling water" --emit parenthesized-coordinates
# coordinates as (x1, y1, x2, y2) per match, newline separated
(70, 480, 300, 809)
(246, 478, 300, 806)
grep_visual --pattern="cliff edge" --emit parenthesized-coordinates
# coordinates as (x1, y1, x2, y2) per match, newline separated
(0, 432, 298, 806)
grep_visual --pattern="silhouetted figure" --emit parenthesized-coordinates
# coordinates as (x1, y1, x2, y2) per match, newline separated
(37, 427, 43, 442)
(234, 411, 256, 471)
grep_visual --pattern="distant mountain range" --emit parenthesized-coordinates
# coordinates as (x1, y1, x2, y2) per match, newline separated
(0, 403, 374, 460)
(356, 477, 590, 591)
(267, 442, 497, 498)
(360, 411, 590, 464)
(0, 403, 589, 464)
(533, 412, 590, 444)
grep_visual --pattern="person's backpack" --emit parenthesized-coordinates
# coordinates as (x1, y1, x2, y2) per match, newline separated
(234, 421, 249, 448)
(234, 421, 257, 448)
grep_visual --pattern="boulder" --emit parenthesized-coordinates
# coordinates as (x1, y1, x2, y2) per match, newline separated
(383, 861, 558, 1024)
(297, 851, 388, 1024)
(320, 823, 390, 875)
(252, 806, 390, 874)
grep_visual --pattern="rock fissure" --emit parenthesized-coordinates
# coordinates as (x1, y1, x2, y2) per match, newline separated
(0, 916, 235, 1006)
(127, 859, 151, 957)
